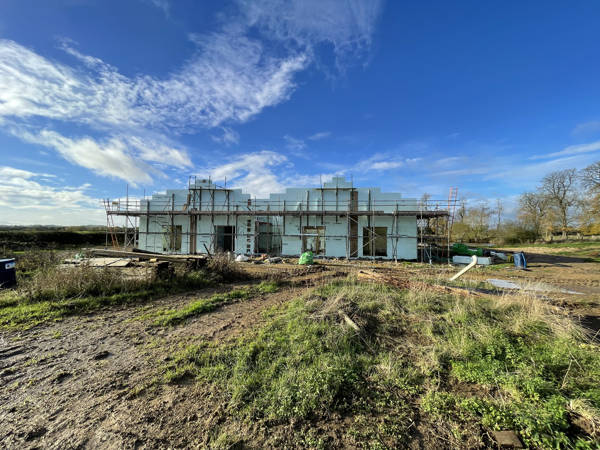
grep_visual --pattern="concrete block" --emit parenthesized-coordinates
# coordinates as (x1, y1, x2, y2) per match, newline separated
(452, 255, 493, 265)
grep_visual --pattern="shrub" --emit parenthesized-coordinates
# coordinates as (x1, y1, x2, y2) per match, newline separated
(494, 221, 538, 245)
(206, 252, 246, 282)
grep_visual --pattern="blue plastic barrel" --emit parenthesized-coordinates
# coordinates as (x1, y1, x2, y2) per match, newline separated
(513, 253, 521, 268)
(513, 252, 527, 269)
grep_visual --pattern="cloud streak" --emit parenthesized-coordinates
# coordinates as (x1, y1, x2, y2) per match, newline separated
(198, 151, 288, 198)
(307, 131, 331, 141)
(572, 120, 600, 136)
(0, 165, 103, 225)
(0, 0, 382, 188)
(530, 140, 600, 160)
(198, 149, 423, 199)
(0, 37, 308, 132)
(211, 127, 240, 146)
(241, 0, 383, 69)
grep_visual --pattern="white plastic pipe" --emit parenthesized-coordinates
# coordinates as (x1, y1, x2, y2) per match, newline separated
(449, 255, 477, 281)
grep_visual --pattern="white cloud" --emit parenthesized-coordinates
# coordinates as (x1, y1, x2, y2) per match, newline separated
(572, 120, 600, 136)
(485, 155, 587, 183)
(435, 156, 465, 167)
(0, 165, 103, 225)
(436, 167, 490, 176)
(0, 1, 382, 187)
(0, 36, 307, 183)
(241, 0, 383, 68)
(0, 166, 37, 180)
(124, 135, 191, 169)
(197, 148, 420, 200)
(283, 134, 306, 151)
(211, 127, 240, 146)
(199, 151, 288, 198)
(530, 140, 600, 160)
(355, 153, 419, 172)
(197, 151, 349, 198)
(0, 38, 308, 132)
(145, 0, 170, 15)
(308, 131, 331, 140)
(12, 128, 155, 185)
(370, 161, 404, 170)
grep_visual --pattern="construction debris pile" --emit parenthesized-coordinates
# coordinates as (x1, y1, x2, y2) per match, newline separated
(235, 253, 285, 264)
(450, 243, 513, 266)
(61, 248, 208, 280)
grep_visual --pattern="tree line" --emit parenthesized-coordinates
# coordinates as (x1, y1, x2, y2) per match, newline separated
(448, 161, 600, 244)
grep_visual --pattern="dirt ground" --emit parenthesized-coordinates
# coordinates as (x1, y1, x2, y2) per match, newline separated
(0, 266, 347, 449)
(465, 247, 600, 333)
(1, 251, 598, 449)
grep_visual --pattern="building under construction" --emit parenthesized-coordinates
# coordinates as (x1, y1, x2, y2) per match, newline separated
(104, 177, 452, 261)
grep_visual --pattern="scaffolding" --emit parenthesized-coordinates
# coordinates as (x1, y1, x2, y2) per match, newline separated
(104, 179, 451, 261)
(102, 188, 138, 250)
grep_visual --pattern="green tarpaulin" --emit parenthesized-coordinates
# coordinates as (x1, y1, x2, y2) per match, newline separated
(298, 251, 314, 265)
(451, 243, 483, 257)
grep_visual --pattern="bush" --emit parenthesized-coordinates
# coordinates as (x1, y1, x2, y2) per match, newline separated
(206, 252, 246, 282)
(494, 221, 538, 245)
(0, 230, 105, 250)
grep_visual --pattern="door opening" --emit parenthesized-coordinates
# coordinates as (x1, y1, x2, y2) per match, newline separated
(215, 225, 235, 252)
(302, 226, 325, 255)
(363, 227, 387, 257)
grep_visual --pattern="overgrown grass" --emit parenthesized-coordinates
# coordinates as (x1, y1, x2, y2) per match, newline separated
(162, 278, 600, 448)
(149, 281, 278, 327)
(0, 251, 249, 329)
(0, 271, 213, 329)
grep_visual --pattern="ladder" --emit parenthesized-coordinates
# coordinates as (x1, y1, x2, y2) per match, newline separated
(446, 187, 459, 264)
(447, 187, 459, 231)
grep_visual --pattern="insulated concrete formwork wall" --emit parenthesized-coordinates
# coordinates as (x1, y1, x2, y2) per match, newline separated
(137, 177, 419, 259)
(139, 190, 191, 253)
(278, 215, 349, 257)
(270, 182, 351, 257)
(139, 183, 252, 254)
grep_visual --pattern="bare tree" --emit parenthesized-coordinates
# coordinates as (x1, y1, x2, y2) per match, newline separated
(581, 161, 600, 192)
(494, 198, 504, 231)
(466, 200, 491, 242)
(540, 169, 578, 238)
(456, 197, 467, 222)
(419, 192, 431, 209)
(579, 161, 600, 234)
(518, 192, 548, 239)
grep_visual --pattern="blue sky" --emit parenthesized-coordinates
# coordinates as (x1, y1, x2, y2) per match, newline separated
(1, 0, 600, 224)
